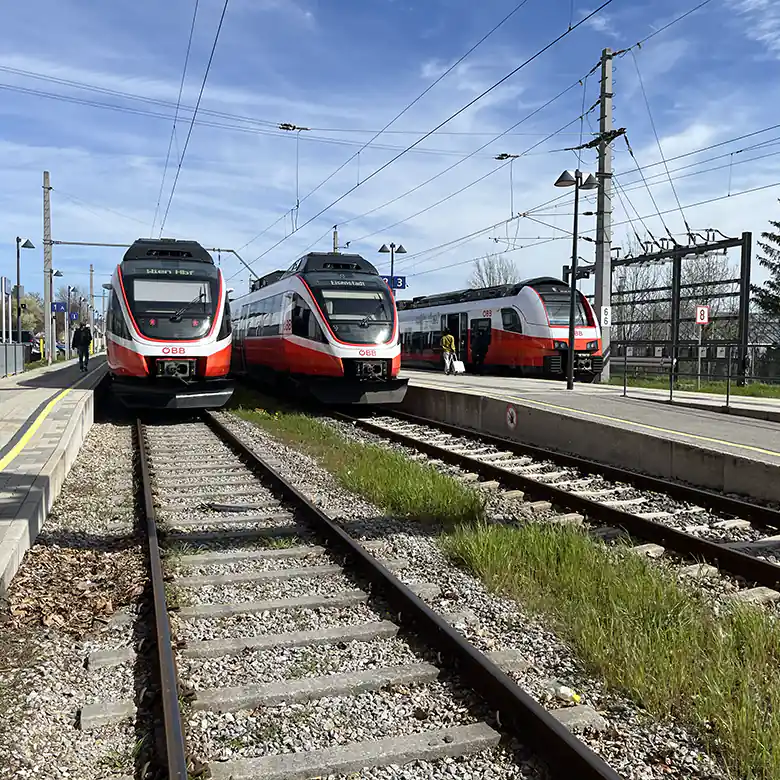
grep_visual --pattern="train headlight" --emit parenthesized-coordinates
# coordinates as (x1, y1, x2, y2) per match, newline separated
(586, 340, 598, 350)
(553, 340, 567, 350)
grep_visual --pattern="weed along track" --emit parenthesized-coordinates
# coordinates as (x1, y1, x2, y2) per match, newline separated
(336, 410, 780, 605)
(82, 413, 635, 779)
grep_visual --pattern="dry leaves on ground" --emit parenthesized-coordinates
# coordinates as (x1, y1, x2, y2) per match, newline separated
(5, 546, 146, 638)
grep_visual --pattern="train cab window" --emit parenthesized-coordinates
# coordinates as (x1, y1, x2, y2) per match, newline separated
(291, 294, 325, 342)
(217, 297, 232, 340)
(109, 293, 131, 340)
(501, 308, 523, 333)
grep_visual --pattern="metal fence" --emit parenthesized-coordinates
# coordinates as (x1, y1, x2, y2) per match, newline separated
(611, 341, 780, 408)
(0, 343, 26, 377)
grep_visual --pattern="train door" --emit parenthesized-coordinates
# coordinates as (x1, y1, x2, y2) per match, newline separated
(442, 312, 467, 358)
(469, 317, 492, 368)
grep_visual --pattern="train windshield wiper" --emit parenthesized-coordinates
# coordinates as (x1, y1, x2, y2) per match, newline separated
(359, 303, 390, 328)
(170, 291, 206, 322)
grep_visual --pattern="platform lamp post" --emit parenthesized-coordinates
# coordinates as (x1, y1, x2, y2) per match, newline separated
(378, 242, 407, 295)
(46, 268, 63, 364)
(15, 237, 34, 342)
(553, 169, 599, 390)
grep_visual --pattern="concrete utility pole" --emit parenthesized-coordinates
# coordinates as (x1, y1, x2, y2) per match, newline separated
(593, 48, 614, 382)
(333, 225, 339, 253)
(43, 171, 54, 364)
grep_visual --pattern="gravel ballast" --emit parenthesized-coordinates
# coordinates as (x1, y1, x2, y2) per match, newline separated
(0, 421, 146, 780)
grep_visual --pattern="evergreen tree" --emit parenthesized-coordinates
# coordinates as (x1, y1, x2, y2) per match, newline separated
(752, 200, 780, 317)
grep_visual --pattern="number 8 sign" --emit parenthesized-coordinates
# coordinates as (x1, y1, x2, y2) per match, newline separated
(695, 305, 709, 325)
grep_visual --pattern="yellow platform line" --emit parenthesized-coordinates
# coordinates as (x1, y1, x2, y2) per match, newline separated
(0, 388, 73, 472)
(411, 377, 780, 459)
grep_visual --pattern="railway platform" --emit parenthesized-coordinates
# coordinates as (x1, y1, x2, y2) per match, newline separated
(0, 356, 107, 592)
(399, 369, 780, 503)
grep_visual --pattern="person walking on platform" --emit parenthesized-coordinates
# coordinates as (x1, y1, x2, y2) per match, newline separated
(72, 321, 92, 372)
(441, 328, 457, 375)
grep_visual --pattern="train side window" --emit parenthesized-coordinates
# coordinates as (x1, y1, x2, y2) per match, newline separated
(501, 308, 522, 333)
(266, 295, 281, 336)
(411, 332, 423, 353)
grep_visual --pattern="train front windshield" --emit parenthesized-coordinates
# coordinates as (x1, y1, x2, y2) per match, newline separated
(310, 284, 395, 345)
(537, 290, 588, 327)
(126, 276, 219, 339)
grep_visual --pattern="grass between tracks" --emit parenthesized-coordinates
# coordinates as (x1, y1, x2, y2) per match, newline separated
(228, 388, 485, 526)
(443, 522, 780, 780)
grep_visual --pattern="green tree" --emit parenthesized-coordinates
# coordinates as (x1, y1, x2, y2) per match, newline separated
(20, 294, 44, 333)
(752, 200, 780, 317)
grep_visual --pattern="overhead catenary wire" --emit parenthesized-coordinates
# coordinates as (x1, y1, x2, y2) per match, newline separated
(158, 0, 229, 236)
(409, 178, 780, 278)
(151, 0, 200, 236)
(629, 49, 691, 239)
(352, 108, 598, 247)
(238, 0, 617, 277)
(334, 76, 592, 241)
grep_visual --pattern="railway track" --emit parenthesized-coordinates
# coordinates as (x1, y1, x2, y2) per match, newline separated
(334, 409, 780, 604)
(79, 413, 634, 780)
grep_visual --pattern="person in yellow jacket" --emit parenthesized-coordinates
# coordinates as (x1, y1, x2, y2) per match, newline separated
(441, 328, 457, 374)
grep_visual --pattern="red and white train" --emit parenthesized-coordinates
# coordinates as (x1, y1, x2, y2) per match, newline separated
(105, 238, 233, 409)
(397, 277, 604, 380)
(231, 252, 408, 404)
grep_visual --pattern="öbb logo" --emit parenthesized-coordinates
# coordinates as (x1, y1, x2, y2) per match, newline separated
(358, 349, 377, 357)
(161, 346, 186, 355)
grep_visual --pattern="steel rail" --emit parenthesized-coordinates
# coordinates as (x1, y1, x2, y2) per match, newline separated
(135, 420, 189, 780)
(202, 410, 626, 780)
(385, 408, 780, 533)
(337, 412, 780, 592)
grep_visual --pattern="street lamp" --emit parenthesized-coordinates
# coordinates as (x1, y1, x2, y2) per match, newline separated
(495, 153, 520, 216)
(378, 242, 407, 293)
(15, 237, 34, 342)
(554, 169, 599, 390)
(46, 268, 63, 364)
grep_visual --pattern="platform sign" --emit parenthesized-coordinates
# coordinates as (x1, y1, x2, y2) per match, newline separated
(695, 305, 710, 325)
(600, 306, 612, 328)
(626, 346, 634, 357)
(654, 346, 663, 358)
(699, 347, 707, 358)
(380, 275, 407, 290)
(717, 346, 727, 358)
(69, 312, 78, 321)
(51, 302, 66, 313)
(506, 404, 518, 431)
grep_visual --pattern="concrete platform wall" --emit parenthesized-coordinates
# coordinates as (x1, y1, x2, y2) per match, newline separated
(0, 378, 104, 593)
(400, 385, 780, 503)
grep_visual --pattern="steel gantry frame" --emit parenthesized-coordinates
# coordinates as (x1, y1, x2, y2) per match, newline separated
(567, 232, 752, 385)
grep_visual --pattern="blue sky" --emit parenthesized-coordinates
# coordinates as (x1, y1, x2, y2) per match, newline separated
(1, 0, 779, 304)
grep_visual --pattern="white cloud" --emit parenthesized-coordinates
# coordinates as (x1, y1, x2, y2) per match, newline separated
(730, 0, 780, 58)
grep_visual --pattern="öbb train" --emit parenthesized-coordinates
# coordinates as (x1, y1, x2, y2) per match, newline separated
(231, 252, 408, 404)
(397, 277, 604, 380)
(105, 238, 234, 409)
